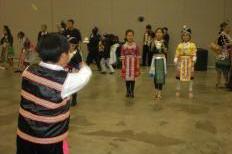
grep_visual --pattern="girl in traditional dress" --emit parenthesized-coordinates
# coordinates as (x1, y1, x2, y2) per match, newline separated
(121, 29, 140, 98)
(216, 22, 232, 89)
(0, 25, 14, 67)
(149, 28, 167, 100)
(15, 32, 34, 73)
(174, 26, 197, 98)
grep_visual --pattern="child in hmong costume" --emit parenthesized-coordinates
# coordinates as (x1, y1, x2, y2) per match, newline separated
(121, 29, 140, 98)
(215, 22, 232, 88)
(15, 32, 35, 73)
(17, 33, 92, 154)
(67, 37, 83, 106)
(0, 26, 14, 67)
(149, 28, 167, 100)
(174, 26, 197, 98)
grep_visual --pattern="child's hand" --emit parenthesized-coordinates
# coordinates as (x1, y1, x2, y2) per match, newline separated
(136, 71, 140, 76)
(174, 57, 178, 65)
(192, 56, 197, 63)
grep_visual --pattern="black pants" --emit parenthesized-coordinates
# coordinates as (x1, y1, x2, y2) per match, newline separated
(154, 78, 163, 90)
(71, 93, 77, 106)
(126, 81, 135, 95)
(142, 45, 150, 66)
(154, 83, 163, 90)
(86, 52, 101, 71)
(17, 136, 65, 154)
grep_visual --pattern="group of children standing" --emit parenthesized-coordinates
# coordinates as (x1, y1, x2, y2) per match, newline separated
(0, 25, 14, 68)
(121, 25, 197, 100)
(85, 25, 196, 100)
(0, 25, 38, 72)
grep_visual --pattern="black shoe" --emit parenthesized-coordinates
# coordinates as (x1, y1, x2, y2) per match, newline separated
(71, 98, 78, 107)
(130, 93, 134, 98)
(14, 69, 22, 73)
(126, 93, 130, 97)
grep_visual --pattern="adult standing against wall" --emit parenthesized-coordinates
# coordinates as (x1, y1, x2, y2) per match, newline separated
(64, 19, 82, 44)
(163, 27, 170, 60)
(37, 24, 48, 42)
(142, 25, 153, 66)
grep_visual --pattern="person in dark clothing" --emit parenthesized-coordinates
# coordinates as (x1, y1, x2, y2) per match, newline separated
(163, 27, 170, 49)
(142, 24, 153, 66)
(16, 33, 92, 154)
(100, 34, 115, 74)
(215, 22, 232, 88)
(149, 28, 167, 99)
(0, 25, 14, 67)
(67, 37, 83, 106)
(63, 19, 82, 43)
(163, 27, 170, 60)
(37, 24, 48, 42)
(68, 38, 83, 70)
(86, 27, 101, 71)
(57, 21, 67, 35)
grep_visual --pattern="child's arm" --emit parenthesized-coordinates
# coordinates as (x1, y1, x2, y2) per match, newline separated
(174, 44, 181, 64)
(61, 63, 92, 99)
(191, 43, 197, 62)
(136, 45, 141, 69)
(121, 46, 125, 68)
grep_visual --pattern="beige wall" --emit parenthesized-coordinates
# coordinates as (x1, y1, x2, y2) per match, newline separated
(0, 0, 231, 66)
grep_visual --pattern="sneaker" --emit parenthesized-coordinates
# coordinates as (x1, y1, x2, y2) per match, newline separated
(126, 93, 130, 97)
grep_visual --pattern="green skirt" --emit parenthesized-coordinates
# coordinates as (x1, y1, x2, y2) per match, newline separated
(7, 46, 15, 58)
(154, 58, 165, 84)
(216, 58, 231, 73)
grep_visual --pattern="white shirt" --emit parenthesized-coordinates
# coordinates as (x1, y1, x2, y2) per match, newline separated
(39, 61, 92, 99)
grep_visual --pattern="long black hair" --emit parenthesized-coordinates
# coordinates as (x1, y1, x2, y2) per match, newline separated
(124, 29, 134, 42)
(219, 22, 229, 34)
(3, 25, 13, 46)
